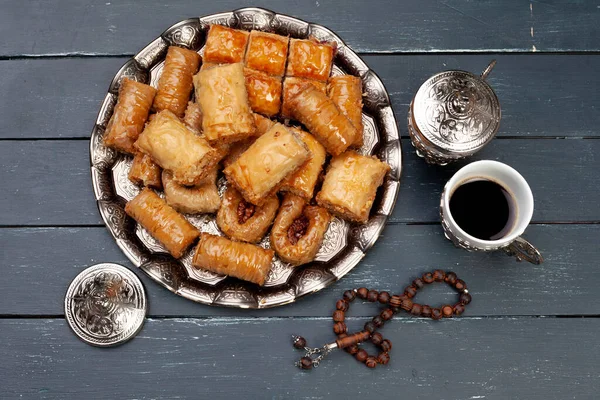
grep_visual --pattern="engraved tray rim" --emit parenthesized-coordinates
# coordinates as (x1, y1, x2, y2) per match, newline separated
(89, 7, 403, 309)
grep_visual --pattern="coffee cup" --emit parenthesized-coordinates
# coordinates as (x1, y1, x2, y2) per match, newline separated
(440, 160, 543, 264)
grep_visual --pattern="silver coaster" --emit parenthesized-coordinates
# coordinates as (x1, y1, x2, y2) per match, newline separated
(64, 263, 147, 347)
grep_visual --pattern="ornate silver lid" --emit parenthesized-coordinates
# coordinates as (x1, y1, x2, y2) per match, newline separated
(408, 60, 500, 164)
(64, 263, 147, 347)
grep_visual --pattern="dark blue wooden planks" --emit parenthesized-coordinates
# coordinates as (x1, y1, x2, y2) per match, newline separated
(1, 0, 599, 56)
(1, 317, 598, 399)
(0, 1, 599, 397)
(2, 224, 599, 317)
(0, 58, 125, 139)
(2, 54, 600, 140)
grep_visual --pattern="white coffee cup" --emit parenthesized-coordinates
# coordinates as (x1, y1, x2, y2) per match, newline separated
(440, 160, 543, 264)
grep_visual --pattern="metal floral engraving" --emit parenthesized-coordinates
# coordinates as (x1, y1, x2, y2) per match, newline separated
(234, 8, 275, 30)
(162, 19, 205, 50)
(71, 270, 137, 335)
(65, 264, 146, 346)
(315, 217, 349, 262)
(112, 156, 140, 201)
(423, 74, 498, 144)
(409, 65, 501, 165)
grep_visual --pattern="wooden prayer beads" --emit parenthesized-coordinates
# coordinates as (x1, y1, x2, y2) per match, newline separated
(293, 270, 471, 370)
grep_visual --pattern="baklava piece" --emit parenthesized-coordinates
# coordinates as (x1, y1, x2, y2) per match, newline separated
(192, 233, 274, 286)
(125, 188, 199, 258)
(270, 194, 331, 266)
(224, 123, 310, 205)
(203, 25, 249, 64)
(134, 110, 219, 185)
(193, 63, 256, 143)
(316, 151, 390, 223)
(104, 78, 156, 154)
(216, 186, 279, 243)
(245, 30, 289, 77)
(286, 38, 335, 82)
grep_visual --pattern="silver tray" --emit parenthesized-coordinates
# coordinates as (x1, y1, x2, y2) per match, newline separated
(90, 7, 402, 308)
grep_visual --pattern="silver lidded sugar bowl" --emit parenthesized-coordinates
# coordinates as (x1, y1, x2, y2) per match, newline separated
(407, 60, 500, 165)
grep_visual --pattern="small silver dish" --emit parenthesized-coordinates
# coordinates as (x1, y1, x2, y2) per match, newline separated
(64, 263, 147, 347)
(408, 60, 500, 165)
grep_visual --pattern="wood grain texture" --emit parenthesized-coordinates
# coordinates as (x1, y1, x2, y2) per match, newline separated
(0, 58, 125, 139)
(1, 1, 599, 397)
(2, 139, 598, 226)
(1, 317, 599, 399)
(3, 54, 600, 140)
(1, 0, 599, 56)
(2, 224, 599, 317)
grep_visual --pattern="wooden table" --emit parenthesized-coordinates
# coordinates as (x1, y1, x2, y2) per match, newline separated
(1, 1, 599, 398)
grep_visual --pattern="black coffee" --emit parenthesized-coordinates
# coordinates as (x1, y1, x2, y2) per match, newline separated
(449, 179, 516, 241)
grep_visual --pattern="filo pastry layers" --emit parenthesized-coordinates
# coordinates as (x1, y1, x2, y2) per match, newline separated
(162, 169, 221, 214)
(128, 153, 162, 190)
(134, 110, 219, 186)
(327, 75, 364, 148)
(193, 63, 256, 143)
(125, 188, 199, 258)
(183, 101, 203, 132)
(223, 123, 310, 205)
(287, 83, 358, 156)
(244, 30, 289, 77)
(243, 67, 282, 117)
(279, 128, 327, 200)
(316, 151, 390, 224)
(192, 233, 274, 286)
(152, 46, 201, 117)
(280, 77, 327, 119)
(103, 78, 156, 154)
(285, 38, 334, 82)
(203, 25, 249, 64)
(222, 113, 276, 169)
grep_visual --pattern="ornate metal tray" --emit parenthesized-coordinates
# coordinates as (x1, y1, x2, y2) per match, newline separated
(90, 7, 402, 308)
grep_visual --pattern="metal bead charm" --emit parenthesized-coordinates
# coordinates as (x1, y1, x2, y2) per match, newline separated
(300, 357, 313, 370)
(292, 335, 306, 349)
